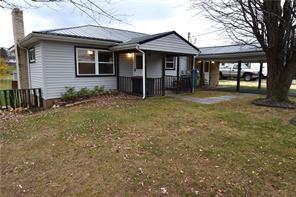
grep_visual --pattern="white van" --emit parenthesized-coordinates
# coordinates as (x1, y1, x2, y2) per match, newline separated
(248, 63, 268, 78)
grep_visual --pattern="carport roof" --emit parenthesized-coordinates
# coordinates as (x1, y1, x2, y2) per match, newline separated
(198, 44, 266, 62)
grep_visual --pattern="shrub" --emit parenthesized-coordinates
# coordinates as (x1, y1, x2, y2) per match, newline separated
(61, 87, 78, 102)
(77, 87, 92, 99)
(61, 86, 116, 102)
(93, 85, 105, 96)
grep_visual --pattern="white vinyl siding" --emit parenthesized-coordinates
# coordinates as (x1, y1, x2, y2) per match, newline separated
(146, 53, 162, 78)
(41, 41, 116, 99)
(119, 53, 133, 77)
(140, 34, 198, 55)
(29, 43, 44, 90)
(119, 52, 162, 78)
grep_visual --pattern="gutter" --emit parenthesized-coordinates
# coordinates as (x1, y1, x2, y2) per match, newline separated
(19, 32, 120, 48)
(136, 44, 146, 100)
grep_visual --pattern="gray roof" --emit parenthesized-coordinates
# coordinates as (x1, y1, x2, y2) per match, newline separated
(200, 44, 263, 55)
(34, 25, 148, 43)
(119, 31, 174, 45)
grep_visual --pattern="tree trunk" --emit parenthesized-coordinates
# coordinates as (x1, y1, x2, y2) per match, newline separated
(266, 55, 296, 102)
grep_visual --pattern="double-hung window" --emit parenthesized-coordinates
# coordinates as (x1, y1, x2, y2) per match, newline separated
(28, 48, 36, 63)
(165, 55, 175, 70)
(76, 47, 114, 76)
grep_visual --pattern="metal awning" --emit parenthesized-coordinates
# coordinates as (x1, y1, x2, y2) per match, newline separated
(197, 44, 266, 62)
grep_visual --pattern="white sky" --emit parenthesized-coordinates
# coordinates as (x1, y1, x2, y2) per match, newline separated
(0, 0, 233, 48)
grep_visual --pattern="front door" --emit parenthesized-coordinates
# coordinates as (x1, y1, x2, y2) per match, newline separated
(204, 61, 210, 85)
(133, 53, 143, 76)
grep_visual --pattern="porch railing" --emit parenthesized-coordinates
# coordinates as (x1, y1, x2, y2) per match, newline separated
(165, 75, 192, 93)
(0, 88, 43, 110)
(118, 76, 133, 94)
(118, 76, 163, 96)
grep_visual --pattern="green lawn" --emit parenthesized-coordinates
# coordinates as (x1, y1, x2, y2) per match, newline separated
(1, 94, 296, 196)
(0, 75, 13, 90)
(219, 79, 296, 94)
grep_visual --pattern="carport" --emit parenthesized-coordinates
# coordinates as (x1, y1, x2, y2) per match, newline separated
(196, 44, 266, 92)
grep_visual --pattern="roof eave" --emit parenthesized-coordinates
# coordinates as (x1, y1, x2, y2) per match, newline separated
(198, 51, 266, 61)
(19, 32, 121, 48)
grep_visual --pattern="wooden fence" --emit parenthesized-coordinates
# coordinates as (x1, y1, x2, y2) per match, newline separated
(0, 88, 43, 110)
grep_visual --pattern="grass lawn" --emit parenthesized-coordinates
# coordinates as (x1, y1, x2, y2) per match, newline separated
(219, 79, 296, 94)
(1, 94, 296, 196)
(0, 75, 13, 90)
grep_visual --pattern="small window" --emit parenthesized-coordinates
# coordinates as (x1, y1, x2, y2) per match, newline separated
(136, 54, 143, 69)
(76, 48, 114, 76)
(28, 48, 35, 63)
(165, 55, 175, 70)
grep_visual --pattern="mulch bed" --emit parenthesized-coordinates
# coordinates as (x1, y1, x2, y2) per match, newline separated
(252, 98, 296, 109)
(53, 93, 139, 108)
(0, 93, 139, 121)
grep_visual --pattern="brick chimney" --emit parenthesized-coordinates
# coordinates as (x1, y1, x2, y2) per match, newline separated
(12, 8, 29, 89)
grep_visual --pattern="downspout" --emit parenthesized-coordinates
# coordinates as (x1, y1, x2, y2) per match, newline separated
(25, 48, 32, 88)
(136, 45, 146, 99)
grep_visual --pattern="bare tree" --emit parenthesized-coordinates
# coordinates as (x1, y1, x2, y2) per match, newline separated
(0, 0, 126, 25)
(192, 0, 296, 107)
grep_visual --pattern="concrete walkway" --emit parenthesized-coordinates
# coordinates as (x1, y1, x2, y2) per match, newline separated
(169, 94, 242, 104)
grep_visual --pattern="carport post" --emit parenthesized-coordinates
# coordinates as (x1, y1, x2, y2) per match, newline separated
(236, 60, 242, 92)
(258, 61, 263, 89)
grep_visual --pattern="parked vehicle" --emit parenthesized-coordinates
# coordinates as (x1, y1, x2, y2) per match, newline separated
(219, 63, 260, 81)
(248, 63, 268, 78)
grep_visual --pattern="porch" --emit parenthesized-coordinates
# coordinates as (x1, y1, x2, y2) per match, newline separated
(111, 31, 200, 98)
(115, 51, 194, 97)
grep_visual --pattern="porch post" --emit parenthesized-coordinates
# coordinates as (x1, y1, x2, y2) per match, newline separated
(162, 54, 165, 96)
(115, 52, 119, 91)
(192, 55, 195, 93)
(258, 61, 263, 89)
(176, 56, 180, 94)
(236, 60, 242, 92)
(177, 56, 180, 80)
(142, 52, 146, 99)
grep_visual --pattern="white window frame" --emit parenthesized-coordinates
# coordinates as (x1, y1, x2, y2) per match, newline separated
(76, 47, 115, 76)
(28, 48, 36, 63)
(165, 55, 175, 70)
(98, 52, 115, 76)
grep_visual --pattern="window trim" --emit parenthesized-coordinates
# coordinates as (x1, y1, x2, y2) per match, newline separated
(165, 55, 175, 70)
(75, 46, 115, 77)
(28, 48, 36, 63)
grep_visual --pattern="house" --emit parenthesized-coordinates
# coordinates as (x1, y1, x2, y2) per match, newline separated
(11, 8, 199, 108)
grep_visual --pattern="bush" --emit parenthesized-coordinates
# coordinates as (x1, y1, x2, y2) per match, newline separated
(93, 85, 105, 96)
(61, 86, 117, 102)
(77, 87, 92, 99)
(61, 87, 78, 101)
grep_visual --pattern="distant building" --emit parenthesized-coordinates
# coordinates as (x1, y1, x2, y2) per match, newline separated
(0, 47, 16, 67)
(7, 46, 16, 67)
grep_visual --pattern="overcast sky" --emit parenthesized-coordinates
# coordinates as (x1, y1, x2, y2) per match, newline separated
(0, 0, 233, 48)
